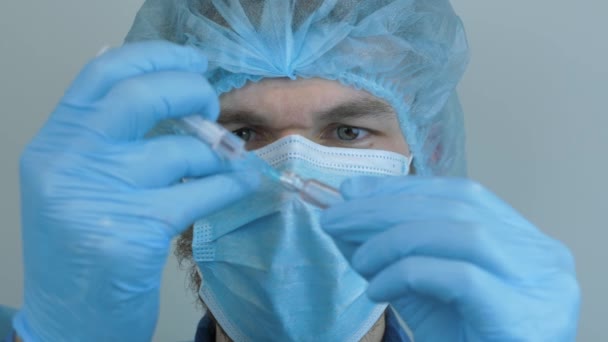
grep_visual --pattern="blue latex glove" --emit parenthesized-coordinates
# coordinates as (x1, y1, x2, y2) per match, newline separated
(13, 41, 259, 341)
(322, 176, 580, 341)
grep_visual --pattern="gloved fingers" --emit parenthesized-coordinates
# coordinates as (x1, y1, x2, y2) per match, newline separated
(94, 135, 230, 188)
(350, 221, 513, 279)
(366, 255, 506, 312)
(76, 71, 219, 141)
(64, 41, 209, 104)
(340, 176, 509, 213)
(350, 219, 572, 281)
(339, 175, 421, 198)
(143, 170, 261, 236)
(340, 176, 480, 199)
(321, 194, 493, 239)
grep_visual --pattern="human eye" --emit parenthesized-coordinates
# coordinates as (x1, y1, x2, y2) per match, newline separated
(230, 126, 273, 150)
(319, 124, 373, 147)
(231, 127, 256, 142)
(335, 125, 370, 141)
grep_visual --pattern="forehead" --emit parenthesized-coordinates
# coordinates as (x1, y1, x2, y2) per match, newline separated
(219, 78, 387, 118)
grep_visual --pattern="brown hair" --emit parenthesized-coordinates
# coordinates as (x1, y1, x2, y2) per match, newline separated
(175, 225, 204, 306)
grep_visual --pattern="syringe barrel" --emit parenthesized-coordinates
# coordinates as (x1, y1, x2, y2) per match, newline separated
(179, 116, 246, 160)
(180, 116, 222, 144)
(147, 115, 247, 162)
(213, 132, 246, 160)
(300, 179, 344, 209)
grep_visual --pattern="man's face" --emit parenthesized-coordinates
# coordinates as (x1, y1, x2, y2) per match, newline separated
(218, 78, 410, 155)
(175, 78, 412, 313)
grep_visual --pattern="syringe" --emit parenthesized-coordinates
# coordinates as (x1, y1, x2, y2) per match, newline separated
(278, 171, 344, 209)
(176, 115, 245, 160)
(172, 115, 344, 209)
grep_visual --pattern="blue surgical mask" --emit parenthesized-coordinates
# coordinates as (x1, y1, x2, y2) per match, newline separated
(193, 135, 412, 341)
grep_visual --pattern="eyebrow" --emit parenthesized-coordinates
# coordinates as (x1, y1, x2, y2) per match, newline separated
(217, 109, 270, 126)
(316, 97, 396, 123)
(218, 97, 396, 126)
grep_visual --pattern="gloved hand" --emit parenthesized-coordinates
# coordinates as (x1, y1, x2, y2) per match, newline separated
(322, 176, 580, 341)
(13, 41, 259, 341)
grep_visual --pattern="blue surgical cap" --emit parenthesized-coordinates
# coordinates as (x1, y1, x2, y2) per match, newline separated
(125, 0, 470, 176)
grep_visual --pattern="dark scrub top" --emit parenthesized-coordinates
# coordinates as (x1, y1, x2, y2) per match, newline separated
(195, 309, 412, 342)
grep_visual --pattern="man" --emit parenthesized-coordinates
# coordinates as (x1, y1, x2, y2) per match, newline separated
(8, 1, 580, 341)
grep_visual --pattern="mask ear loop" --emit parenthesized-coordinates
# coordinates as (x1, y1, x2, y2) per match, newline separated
(195, 266, 206, 307)
(404, 154, 414, 175)
(196, 266, 248, 342)
(389, 306, 416, 342)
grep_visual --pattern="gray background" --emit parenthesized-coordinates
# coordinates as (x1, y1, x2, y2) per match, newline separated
(0, 0, 605, 341)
